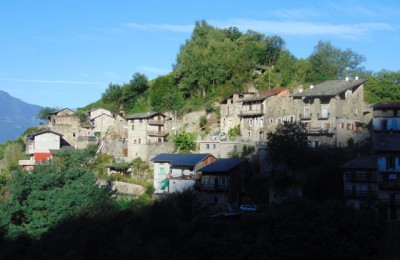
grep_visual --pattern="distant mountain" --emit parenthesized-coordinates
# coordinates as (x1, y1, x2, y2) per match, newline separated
(0, 90, 43, 144)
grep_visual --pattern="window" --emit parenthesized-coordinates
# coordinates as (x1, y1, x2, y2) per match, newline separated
(73, 133, 76, 137)
(139, 119, 143, 123)
(304, 106, 311, 118)
(254, 118, 258, 126)
(321, 105, 329, 118)
(269, 118, 273, 123)
(134, 139, 137, 144)
(206, 144, 210, 149)
(138, 138, 141, 144)
(387, 156, 395, 170)
(353, 108, 358, 115)
(249, 118, 253, 126)
(213, 144, 216, 149)
(247, 131, 251, 138)
(276, 118, 282, 125)
(132, 125, 134, 130)
(260, 118, 264, 127)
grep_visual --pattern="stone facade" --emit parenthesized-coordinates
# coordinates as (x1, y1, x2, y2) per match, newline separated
(126, 112, 170, 161)
(220, 78, 372, 147)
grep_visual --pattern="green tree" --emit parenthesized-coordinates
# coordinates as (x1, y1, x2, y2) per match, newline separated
(149, 74, 183, 112)
(172, 130, 196, 153)
(0, 147, 109, 238)
(121, 73, 149, 110)
(101, 83, 123, 112)
(37, 107, 56, 120)
(364, 70, 400, 103)
(267, 121, 308, 167)
(308, 41, 366, 83)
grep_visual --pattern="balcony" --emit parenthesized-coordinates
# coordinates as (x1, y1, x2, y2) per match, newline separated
(317, 112, 330, 120)
(298, 113, 312, 120)
(147, 119, 165, 125)
(239, 109, 264, 117)
(378, 182, 400, 190)
(78, 136, 96, 142)
(307, 127, 335, 135)
(344, 190, 377, 199)
(147, 130, 168, 137)
(344, 173, 377, 182)
(200, 184, 229, 191)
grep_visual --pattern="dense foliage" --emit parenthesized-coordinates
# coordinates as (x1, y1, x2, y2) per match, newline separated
(172, 130, 197, 153)
(0, 197, 388, 259)
(0, 146, 110, 238)
(80, 20, 398, 116)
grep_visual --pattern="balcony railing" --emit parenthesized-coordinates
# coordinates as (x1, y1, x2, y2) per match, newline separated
(147, 130, 168, 137)
(344, 190, 378, 199)
(200, 184, 229, 191)
(147, 119, 165, 125)
(344, 173, 377, 182)
(307, 127, 335, 135)
(239, 109, 264, 117)
(298, 113, 312, 120)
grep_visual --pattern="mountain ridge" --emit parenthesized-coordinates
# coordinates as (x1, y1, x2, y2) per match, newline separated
(0, 90, 43, 143)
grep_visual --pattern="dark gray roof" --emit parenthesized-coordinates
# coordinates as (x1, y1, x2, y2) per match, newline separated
(199, 158, 247, 173)
(151, 153, 214, 166)
(341, 156, 377, 169)
(292, 79, 366, 98)
(48, 108, 74, 115)
(126, 112, 165, 120)
(31, 129, 63, 137)
(372, 101, 400, 110)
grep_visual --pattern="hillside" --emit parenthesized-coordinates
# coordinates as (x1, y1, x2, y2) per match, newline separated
(0, 90, 43, 143)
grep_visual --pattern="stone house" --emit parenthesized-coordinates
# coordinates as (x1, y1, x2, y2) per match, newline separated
(220, 92, 256, 135)
(48, 108, 96, 148)
(151, 153, 216, 194)
(239, 88, 291, 143)
(342, 156, 378, 209)
(126, 112, 170, 161)
(197, 158, 248, 205)
(90, 111, 116, 139)
(292, 78, 372, 147)
(343, 101, 400, 220)
(18, 129, 63, 170)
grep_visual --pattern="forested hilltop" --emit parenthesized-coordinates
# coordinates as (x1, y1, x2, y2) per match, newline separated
(83, 20, 399, 115)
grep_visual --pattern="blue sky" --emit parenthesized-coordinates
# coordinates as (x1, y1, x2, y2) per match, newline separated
(0, 0, 399, 108)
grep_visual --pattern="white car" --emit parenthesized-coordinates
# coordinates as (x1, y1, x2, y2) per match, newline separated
(239, 204, 258, 212)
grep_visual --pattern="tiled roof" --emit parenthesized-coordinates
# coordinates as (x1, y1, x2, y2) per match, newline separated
(292, 79, 366, 98)
(151, 153, 213, 166)
(126, 112, 165, 120)
(341, 156, 377, 169)
(199, 158, 247, 173)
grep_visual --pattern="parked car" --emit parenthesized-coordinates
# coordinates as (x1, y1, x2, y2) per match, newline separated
(239, 204, 258, 212)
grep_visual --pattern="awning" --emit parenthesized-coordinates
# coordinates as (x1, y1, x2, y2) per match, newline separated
(159, 179, 169, 190)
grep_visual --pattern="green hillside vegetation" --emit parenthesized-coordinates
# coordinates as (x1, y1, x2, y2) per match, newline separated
(81, 20, 399, 116)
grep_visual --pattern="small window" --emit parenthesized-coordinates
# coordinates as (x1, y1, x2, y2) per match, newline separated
(132, 125, 134, 130)
(249, 118, 253, 126)
(73, 133, 76, 137)
(138, 138, 141, 144)
(213, 144, 216, 149)
(247, 131, 251, 138)
(134, 139, 137, 144)
(254, 118, 258, 126)
(269, 118, 273, 123)
(260, 118, 264, 127)
(206, 144, 210, 149)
